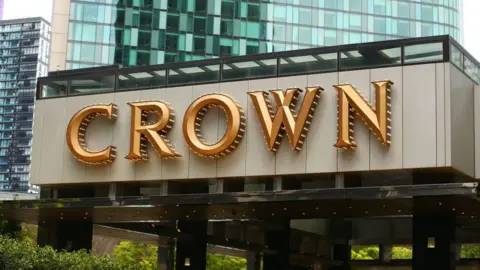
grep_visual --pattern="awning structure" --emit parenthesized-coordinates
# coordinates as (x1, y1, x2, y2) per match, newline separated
(2, 183, 478, 225)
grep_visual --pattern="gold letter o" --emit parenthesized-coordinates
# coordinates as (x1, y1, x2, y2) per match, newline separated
(183, 93, 245, 159)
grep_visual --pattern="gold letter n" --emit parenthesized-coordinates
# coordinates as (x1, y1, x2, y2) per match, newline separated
(334, 80, 393, 150)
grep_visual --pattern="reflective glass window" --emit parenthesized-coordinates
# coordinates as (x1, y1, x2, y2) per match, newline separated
(463, 56, 479, 84)
(118, 69, 166, 90)
(222, 59, 277, 81)
(404, 42, 443, 64)
(83, 4, 98, 23)
(350, 0, 362, 12)
(82, 24, 96, 42)
(450, 44, 463, 69)
(340, 46, 401, 69)
(279, 53, 337, 75)
(70, 74, 115, 95)
(168, 65, 219, 85)
(397, 2, 409, 18)
(40, 80, 68, 98)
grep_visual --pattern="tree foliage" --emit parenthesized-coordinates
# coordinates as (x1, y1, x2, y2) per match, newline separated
(206, 253, 247, 270)
(391, 246, 412, 259)
(461, 244, 480, 258)
(0, 235, 135, 270)
(111, 241, 248, 270)
(351, 246, 379, 260)
(351, 245, 413, 260)
(112, 241, 158, 270)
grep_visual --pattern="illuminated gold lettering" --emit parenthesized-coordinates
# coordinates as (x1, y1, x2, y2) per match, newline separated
(66, 104, 118, 165)
(183, 93, 245, 159)
(248, 87, 323, 152)
(333, 80, 393, 150)
(126, 101, 180, 160)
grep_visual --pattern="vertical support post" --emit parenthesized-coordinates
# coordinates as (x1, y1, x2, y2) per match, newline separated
(263, 220, 290, 270)
(37, 188, 93, 252)
(38, 219, 93, 251)
(244, 177, 266, 192)
(412, 171, 456, 270)
(160, 181, 169, 196)
(335, 174, 344, 188)
(247, 251, 261, 270)
(108, 183, 116, 200)
(175, 220, 207, 270)
(273, 176, 282, 191)
(380, 244, 392, 262)
(158, 239, 175, 270)
(209, 179, 223, 194)
(328, 219, 352, 270)
(412, 215, 456, 270)
(52, 188, 58, 199)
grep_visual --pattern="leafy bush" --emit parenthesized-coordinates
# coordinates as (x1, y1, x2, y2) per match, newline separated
(0, 236, 135, 270)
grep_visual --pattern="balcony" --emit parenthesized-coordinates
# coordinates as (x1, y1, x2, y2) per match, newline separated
(37, 35, 479, 99)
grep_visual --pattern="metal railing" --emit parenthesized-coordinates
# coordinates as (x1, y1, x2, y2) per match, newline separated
(36, 35, 479, 100)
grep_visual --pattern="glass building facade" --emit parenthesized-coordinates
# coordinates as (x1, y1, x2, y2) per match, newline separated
(0, 18, 50, 192)
(65, 0, 462, 69)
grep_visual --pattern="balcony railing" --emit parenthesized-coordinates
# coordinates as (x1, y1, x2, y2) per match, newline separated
(37, 35, 480, 99)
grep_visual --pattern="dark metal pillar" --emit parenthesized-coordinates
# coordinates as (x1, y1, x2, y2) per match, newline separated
(412, 171, 456, 270)
(412, 215, 456, 270)
(158, 239, 175, 270)
(263, 220, 290, 270)
(175, 220, 207, 270)
(329, 219, 352, 270)
(37, 219, 93, 251)
(246, 252, 261, 270)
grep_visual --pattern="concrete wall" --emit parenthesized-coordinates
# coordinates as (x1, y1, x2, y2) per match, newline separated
(475, 84, 480, 179)
(449, 64, 475, 177)
(32, 63, 458, 185)
(49, 0, 70, 71)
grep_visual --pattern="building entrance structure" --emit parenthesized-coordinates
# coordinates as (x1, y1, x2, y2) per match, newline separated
(3, 35, 480, 269)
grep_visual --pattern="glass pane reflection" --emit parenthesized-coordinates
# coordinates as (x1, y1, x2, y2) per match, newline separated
(279, 53, 338, 75)
(118, 70, 166, 90)
(70, 75, 115, 95)
(41, 80, 68, 97)
(404, 42, 443, 64)
(340, 46, 401, 69)
(222, 58, 277, 81)
(167, 65, 219, 86)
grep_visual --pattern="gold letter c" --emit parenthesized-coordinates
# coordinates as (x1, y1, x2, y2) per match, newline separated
(66, 104, 118, 165)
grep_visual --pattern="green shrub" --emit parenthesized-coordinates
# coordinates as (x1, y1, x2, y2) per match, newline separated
(0, 235, 135, 270)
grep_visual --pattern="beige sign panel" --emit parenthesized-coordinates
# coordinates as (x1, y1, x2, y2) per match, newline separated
(31, 64, 461, 185)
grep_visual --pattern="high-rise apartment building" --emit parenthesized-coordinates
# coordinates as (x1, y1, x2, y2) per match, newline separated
(0, 17, 50, 192)
(50, 0, 462, 70)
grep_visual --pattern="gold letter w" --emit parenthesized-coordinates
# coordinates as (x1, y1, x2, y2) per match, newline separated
(248, 87, 323, 152)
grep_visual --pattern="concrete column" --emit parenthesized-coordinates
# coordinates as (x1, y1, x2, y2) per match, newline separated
(209, 179, 223, 194)
(412, 215, 456, 270)
(244, 177, 266, 192)
(175, 220, 207, 270)
(335, 174, 344, 188)
(160, 182, 169, 195)
(108, 183, 116, 200)
(273, 176, 282, 191)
